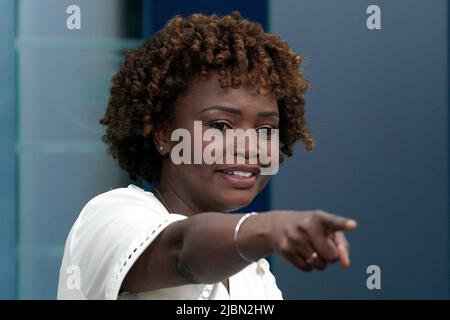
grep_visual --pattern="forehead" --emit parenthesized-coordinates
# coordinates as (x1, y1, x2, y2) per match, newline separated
(174, 71, 278, 113)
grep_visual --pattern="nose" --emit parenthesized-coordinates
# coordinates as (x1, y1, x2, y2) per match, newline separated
(235, 142, 258, 163)
(227, 130, 259, 165)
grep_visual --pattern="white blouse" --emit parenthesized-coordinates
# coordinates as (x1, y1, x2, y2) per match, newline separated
(57, 184, 283, 300)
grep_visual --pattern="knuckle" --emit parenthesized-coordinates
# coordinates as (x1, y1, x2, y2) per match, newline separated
(314, 209, 327, 218)
(278, 242, 291, 256)
(300, 221, 312, 234)
(302, 214, 317, 229)
(311, 211, 321, 219)
(312, 210, 329, 223)
(286, 229, 300, 243)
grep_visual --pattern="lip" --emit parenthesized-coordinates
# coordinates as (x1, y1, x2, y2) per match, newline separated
(214, 166, 260, 189)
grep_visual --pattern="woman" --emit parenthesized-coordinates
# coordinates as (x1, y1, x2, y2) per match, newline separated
(57, 11, 357, 300)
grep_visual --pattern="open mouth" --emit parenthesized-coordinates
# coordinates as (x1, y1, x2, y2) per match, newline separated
(215, 166, 260, 188)
(216, 166, 260, 178)
(218, 170, 255, 178)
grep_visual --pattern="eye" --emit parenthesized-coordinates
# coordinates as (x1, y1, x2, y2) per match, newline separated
(257, 126, 277, 137)
(209, 121, 232, 132)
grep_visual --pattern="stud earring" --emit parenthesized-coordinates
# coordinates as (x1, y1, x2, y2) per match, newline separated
(159, 146, 163, 151)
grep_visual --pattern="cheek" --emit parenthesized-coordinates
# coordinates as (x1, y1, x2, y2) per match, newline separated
(167, 164, 213, 197)
(178, 163, 210, 178)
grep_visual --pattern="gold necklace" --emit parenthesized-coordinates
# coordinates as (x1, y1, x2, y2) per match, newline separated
(154, 188, 172, 212)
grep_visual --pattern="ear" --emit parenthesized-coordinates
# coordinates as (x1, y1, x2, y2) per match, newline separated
(152, 125, 171, 156)
(144, 114, 170, 156)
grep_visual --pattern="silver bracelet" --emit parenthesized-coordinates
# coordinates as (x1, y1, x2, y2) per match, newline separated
(234, 212, 258, 264)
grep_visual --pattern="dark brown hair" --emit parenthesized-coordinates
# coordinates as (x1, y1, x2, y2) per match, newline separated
(99, 11, 314, 183)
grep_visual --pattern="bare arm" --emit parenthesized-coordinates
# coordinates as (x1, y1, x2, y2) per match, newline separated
(121, 210, 356, 293)
(121, 212, 271, 292)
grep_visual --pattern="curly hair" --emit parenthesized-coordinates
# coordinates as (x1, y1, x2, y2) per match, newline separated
(99, 11, 314, 184)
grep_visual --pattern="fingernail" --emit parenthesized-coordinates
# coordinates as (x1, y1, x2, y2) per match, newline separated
(347, 220, 357, 228)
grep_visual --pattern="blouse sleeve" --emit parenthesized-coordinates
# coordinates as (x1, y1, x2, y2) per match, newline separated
(257, 259, 284, 300)
(57, 188, 187, 300)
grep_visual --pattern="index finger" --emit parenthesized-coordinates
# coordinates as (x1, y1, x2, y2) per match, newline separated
(318, 211, 357, 231)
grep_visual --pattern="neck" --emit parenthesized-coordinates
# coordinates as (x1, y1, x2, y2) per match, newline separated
(155, 180, 199, 217)
(156, 163, 207, 217)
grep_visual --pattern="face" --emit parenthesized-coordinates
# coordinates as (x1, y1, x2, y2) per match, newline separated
(158, 71, 279, 213)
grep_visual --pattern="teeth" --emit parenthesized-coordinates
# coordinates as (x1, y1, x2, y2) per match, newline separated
(226, 171, 253, 178)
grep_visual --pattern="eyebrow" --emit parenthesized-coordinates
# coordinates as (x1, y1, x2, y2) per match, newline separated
(199, 105, 279, 118)
(258, 111, 280, 118)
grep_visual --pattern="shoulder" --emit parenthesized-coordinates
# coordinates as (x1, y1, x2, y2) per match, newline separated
(75, 184, 169, 225)
(82, 184, 165, 214)
(58, 185, 187, 299)
(67, 184, 184, 254)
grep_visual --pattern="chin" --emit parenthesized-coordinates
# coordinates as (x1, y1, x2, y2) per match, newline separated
(219, 191, 257, 212)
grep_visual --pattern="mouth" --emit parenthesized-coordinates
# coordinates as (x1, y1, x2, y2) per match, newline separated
(214, 166, 260, 189)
